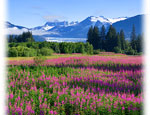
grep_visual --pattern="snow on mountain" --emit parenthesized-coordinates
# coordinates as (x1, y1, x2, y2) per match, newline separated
(108, 17, 128, 24)
(32, 21, 78, 31)
(89, 16, 128, 24)
(6, 22, 52, 36)
(43, 25, 54, 31)
(69, 21, 78, 26)
(90, 16, 110, 23)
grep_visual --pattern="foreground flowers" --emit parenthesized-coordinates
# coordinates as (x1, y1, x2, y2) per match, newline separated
(7, 55, 142, 114)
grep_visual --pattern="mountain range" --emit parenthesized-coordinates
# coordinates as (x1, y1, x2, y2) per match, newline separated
(6, 14, 143, 42)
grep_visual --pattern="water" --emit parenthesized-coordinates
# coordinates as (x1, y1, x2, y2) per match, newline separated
(45, 37, 87, 43)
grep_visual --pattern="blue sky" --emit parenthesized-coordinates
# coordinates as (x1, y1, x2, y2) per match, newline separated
(8, 0, 143, 28)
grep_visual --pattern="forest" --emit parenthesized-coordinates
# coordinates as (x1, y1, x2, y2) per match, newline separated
(87, 25, 142, 55)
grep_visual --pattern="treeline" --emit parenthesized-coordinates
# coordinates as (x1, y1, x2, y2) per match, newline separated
(7, 42, 93, 57)
(8, 31, 35, 43)
(87, 25, 142, 55)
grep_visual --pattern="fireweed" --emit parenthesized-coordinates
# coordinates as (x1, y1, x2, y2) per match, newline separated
(7, 56, 142, 115)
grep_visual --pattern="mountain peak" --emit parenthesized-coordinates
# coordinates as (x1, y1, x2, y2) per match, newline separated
(87, 16, 128, 24)
(87, 16, 110, 23)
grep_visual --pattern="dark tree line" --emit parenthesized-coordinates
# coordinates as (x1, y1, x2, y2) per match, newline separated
(130, 25, 142, 53)
(87, 25, 143, 55)
(7, 31, 94, 57)
(8, 31, 35, 43)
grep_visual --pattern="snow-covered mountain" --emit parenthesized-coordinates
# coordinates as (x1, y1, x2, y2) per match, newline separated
(6, 22, 29, 35)
(31, 21, 78, 31)
(41, 16, 128, 38)
(6, 15, 142, 41)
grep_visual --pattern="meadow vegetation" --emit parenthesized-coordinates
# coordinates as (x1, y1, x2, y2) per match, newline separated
(7, 55, 142, 115)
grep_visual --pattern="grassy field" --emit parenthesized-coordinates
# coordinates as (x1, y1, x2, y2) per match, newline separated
(7, 52, 128, 61)
(7, 53, 85, 60)
(7, 54, 142, 115)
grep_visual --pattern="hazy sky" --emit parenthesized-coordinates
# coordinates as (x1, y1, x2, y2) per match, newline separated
(8, 0, 143, 28)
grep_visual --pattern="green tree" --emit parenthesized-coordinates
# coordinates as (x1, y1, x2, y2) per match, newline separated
(136, 34, 142, 53)
(79, 43, 85, 54)
(59, 42, 71, 53)
(16, 46, 25, 56)
(85, 42, 93, 55)
(8, 47, 18, 57)
(116, 33, 121, 49)
(22, 47, 37, 57)
(87, 26, 93, 45)
(39, 41, 50, 49)
(92, 26, 100, 49)
(125, 46, 135, 55)
(40, 47, 53, 56)
(120, 30, 126, 50)
(53, 43, 60, 53)
(131, 24, 137, 50)
(113, 46, 122, 53)
(8, 35, 14, 43)
(106, 25, 117, 51)
(99, 25, 106, 50)
(13, 31, 35, 43)
(27, 42, 39, 49)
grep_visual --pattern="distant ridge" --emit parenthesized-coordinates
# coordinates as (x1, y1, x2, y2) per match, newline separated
(6, 15, 143, 41)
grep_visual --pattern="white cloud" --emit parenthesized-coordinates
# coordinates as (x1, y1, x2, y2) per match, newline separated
(32, 30, 59, 35)
(5, 27, 28, 35)
(5, 27, 59, 36)
(43, 15, 67, 22)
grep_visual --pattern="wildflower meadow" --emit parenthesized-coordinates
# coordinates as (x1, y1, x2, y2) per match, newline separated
(7, 55, 143, 115)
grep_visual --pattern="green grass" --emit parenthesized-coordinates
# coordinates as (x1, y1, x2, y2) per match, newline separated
(7, 52, 129, 61)
(7, 53, 88, 61)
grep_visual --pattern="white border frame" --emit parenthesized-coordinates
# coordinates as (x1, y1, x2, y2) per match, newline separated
(0, 0, 149, 115)
(0, 0, 6, 115)
(143, 0, 150, 115)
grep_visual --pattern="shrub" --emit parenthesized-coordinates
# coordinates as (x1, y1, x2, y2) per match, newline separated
(93, 49, 100, 54)
(39, 47, 53, 56)
(8, 42, 95, 56)
(85, 42, 93, 55)
(100, 49, 105, 52)
(125, 48, 135, 55)
(23, 48, 37, 57)
(8, 47, 18, 57)
(113, 47, 122, 53)
(28, 48, 37, 57)
(16, 46, 24, 56)
(22, 47, 30, 57)
(80, 44, 85, 54)
(52, 43, 60, 53)
(33, 56, 47, 65)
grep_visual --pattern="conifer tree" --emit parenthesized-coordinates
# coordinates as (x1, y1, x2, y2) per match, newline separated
(116, 33, 121, 48)
(87, 26, 93, 44)
(8, 35, 14, 43)
(92, 26, 100, 49)
(131, 24, 137, 50)
(120, 30, 126, 50)
(100, 25, 106, 50)
(136, 34, 142, 52)
(106, 25, 117, 51)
